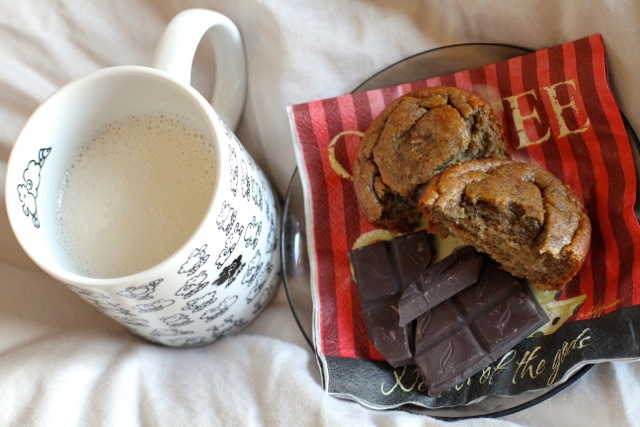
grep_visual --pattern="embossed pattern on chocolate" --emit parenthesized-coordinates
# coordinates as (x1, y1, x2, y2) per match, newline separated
(349, 230, 434, 367)
(397, 245, 482, 326)
(413, 261, 548, 396)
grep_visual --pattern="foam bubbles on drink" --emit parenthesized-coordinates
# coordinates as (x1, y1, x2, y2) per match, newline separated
(56, 112, 216, 278)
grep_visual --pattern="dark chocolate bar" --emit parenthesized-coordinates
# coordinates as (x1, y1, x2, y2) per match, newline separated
(349, 230, 434, 367)
(413, 261, 548, 396)
(397, 246, 482, 326)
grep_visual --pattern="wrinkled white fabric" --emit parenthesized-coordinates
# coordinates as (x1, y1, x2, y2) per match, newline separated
(1, 1, 639, 426)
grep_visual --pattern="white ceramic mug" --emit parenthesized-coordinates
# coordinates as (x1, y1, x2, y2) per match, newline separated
(5, 9, 281, 347)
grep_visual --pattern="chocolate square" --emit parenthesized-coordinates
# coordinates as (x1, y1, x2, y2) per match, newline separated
(413, 262, 548, 396)
(349, 230, 434, 367)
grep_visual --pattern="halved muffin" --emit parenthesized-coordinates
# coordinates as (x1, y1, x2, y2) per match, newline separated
(419, 158, 591, 291)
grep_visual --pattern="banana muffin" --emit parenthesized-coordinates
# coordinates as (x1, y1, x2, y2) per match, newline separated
(419, 158, 591, 291)
(353, 86, 509, 231)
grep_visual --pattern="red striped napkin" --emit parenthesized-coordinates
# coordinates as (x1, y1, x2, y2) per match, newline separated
(290, 34, 640, 363)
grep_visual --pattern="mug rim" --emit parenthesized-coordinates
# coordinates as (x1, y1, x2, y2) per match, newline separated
(5, 65, 228, 288)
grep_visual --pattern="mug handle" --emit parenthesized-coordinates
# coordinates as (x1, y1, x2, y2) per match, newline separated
(151, 9, 247, 130)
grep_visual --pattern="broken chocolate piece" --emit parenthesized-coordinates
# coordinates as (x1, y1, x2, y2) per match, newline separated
(349, 230, 434, 367)
(413, 261, 548, 396)
(397, 246, 482, 326)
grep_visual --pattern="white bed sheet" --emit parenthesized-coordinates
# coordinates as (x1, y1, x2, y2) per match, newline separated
(1, 1, 639, 426)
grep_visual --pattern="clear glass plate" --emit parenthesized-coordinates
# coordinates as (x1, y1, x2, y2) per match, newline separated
(281, 43, 640, 419)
